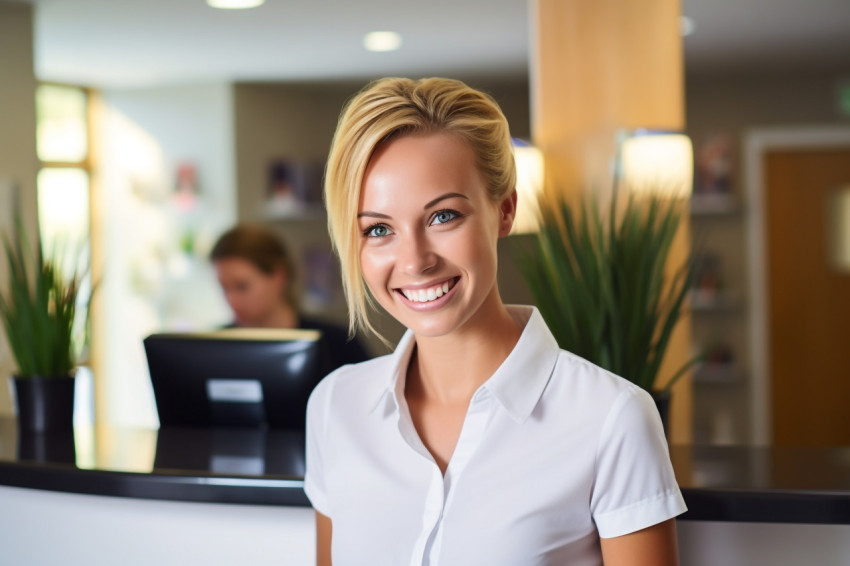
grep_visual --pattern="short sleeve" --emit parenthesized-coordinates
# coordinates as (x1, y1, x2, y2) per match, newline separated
(304, 376, 333, 516)
(590, 387, 687, 538)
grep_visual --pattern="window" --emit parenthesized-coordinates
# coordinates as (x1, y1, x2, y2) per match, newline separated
(35, 83, 94, 424)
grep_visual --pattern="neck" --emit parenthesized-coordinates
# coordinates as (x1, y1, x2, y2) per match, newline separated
(405, 294, 522, 406)
(250, 302, 298, 329)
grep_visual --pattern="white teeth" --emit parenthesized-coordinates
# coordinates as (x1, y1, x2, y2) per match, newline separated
(401, 280, 453, 303)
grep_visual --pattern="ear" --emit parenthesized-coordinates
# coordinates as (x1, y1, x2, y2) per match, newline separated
(271, 265, 289, 290)
(497, 190, 518, 238)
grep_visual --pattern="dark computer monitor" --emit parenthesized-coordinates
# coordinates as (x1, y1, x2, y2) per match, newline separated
(144, 328, 331, 430)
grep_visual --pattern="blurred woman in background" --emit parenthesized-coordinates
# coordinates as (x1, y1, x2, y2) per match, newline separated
(210, 224, 369, 370)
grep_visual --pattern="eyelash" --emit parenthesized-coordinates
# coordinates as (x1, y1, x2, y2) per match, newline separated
(362, 223, 390, 238)
(431, 209, 463, 226)
(360, 209, 464, 238)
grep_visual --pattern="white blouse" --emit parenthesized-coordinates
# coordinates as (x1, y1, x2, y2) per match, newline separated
(304, 306, 686, 566)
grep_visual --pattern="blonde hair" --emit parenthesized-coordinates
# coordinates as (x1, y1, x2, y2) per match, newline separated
(325, 77, 516, 339)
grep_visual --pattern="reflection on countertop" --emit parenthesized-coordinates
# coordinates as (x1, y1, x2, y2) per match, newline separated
(0, 418, 308, 506)
(0, 418, 305, 477)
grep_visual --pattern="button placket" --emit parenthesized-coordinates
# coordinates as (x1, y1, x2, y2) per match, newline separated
(394, 391, 449, 566)
(424, 390, 494, 565)
(409, 467, 445, 566)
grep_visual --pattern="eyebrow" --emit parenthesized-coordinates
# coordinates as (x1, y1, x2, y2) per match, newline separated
(357, 211, 392, 219)
(424, 192, 469, 209)
(357, 192, 470, 219)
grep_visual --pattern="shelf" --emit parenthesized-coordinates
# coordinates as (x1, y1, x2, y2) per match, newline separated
(262, 200, 326, 221)
(693, 364, 742, 384)
(690, 193, 742, 216)
(690, 290, 742, 312)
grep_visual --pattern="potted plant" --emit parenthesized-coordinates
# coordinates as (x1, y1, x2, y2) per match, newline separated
(0, 217, 88, 432)
(520, 191, 701, 432)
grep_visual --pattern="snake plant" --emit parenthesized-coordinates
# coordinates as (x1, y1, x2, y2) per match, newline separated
(0, 217, 86, 378)
(520, 191, 700, 394)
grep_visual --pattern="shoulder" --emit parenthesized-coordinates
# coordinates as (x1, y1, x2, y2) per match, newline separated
(545, 349, 659, 433)
(553, 349, 647, 403)
(299, 315, 346, 339)
(300, 315, 371, 364)
(307, 353, 394, 416)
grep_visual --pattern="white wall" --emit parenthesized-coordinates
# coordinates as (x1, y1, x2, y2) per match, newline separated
(96, 83, 236, 427)
(0, 486, 315, 566)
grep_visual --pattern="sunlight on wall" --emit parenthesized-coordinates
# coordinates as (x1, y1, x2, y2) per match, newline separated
(97, 87, 235, 428)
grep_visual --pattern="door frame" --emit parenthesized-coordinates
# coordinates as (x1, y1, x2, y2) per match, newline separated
(745, 125, 850, 445)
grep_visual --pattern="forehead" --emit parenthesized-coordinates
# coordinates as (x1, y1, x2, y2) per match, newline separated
(360, 133, 485, 205)
(214, 257, 263, 277)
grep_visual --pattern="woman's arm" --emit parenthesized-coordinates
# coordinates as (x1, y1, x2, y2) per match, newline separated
(316, 511, 332, 566)
(599, 518, 679, 566)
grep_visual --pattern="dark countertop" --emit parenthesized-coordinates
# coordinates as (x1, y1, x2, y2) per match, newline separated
(0, 420, 310, 506)
(2, 419, 850, 524)
(670, 444, 850, 524)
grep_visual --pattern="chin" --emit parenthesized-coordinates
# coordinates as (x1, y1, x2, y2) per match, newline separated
(393, 308, 470, 339)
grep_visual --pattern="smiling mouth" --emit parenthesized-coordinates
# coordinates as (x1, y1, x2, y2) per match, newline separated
(398, 277, 458, 303)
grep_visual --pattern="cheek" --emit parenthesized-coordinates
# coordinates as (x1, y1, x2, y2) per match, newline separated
(230, 289, 250, 306)
(359, 246, 393, 291)
(258, 282, 281, 302)
(446, 225, 498, 272)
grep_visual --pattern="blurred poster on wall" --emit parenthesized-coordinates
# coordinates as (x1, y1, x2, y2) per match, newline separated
(694, 133, 735, 196)
(266, 158, 324, 218)
(301, 245, 339, 312)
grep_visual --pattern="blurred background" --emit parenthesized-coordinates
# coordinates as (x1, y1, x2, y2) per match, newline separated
(1, 0, 849, 443)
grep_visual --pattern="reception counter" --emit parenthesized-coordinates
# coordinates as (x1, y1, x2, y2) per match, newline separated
(3, 419, 850, 523)
(2, 419, 850, 564)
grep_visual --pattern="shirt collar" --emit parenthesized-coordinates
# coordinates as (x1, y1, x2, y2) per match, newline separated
(369, 306, 561, 424)
(482, 305, 561, 423)
(368, 329, 416, 418)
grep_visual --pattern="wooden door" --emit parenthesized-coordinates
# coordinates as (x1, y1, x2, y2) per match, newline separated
(766, 148, 850, 446)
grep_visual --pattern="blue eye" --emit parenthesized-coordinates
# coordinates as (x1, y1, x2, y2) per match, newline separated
(431, 210, 460, 225)
(364, 224, 391, 238)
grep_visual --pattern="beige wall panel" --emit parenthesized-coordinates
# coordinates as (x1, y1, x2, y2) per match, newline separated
(0, 2, 38, 417)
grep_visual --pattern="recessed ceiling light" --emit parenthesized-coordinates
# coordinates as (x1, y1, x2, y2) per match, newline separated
(364, 31, 403, 52)
(207, 0, 265, 9)
(680, 16, 696, 37)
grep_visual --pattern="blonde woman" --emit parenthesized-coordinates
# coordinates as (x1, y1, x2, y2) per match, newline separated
(305, 77, 686, 565)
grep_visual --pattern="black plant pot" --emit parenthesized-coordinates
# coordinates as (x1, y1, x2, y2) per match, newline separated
(652, 391, 671, 438)
(13, 375, 76, 432)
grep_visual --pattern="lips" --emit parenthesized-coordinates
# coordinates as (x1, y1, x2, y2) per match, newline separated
(396, 277, 458, 304)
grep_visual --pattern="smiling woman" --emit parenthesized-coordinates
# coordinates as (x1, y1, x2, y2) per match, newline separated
(306, 77, 686, 566)
(357, 134, 510, 340)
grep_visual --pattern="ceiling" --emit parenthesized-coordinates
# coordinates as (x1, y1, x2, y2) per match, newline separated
(20, 0, 850, 89)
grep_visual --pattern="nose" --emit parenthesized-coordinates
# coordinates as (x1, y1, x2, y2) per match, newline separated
(397, 230, 437, 275)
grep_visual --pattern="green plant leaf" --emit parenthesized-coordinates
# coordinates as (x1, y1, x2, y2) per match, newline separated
(0, 210, 87, 377)
(520, 190, 699, 393)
